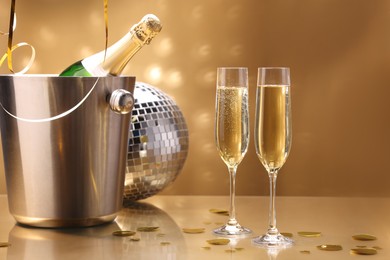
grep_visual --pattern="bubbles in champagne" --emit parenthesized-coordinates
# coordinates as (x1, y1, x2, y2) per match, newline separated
(215, 86, 249, 167)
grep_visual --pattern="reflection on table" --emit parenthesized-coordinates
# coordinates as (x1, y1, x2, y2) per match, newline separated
(7, 201, 186, 260)
(0, 195, 389, 260)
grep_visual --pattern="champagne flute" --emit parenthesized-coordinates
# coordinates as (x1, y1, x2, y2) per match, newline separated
(252, 67, 293, 246)
(214, 67, 251, 236)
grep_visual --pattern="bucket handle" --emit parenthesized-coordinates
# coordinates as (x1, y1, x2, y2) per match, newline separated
(0, 77, 134, 123)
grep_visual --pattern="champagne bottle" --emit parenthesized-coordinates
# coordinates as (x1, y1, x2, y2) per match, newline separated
(60, 14, 162, 76)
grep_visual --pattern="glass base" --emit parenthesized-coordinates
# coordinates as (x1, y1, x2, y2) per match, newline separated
(213, 223, 252, 237)
(252, 233, 293, 247)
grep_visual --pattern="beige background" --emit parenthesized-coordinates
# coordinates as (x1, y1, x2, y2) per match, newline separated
(0, 0, 389, 196)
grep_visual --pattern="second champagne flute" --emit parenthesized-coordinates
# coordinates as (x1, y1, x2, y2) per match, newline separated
(214, 67, 251, 236)
(252, 67, 293, 247)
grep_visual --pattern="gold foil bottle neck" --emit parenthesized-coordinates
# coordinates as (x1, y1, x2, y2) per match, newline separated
(80, 14, 162, 76)
(132, 14, 162, 45)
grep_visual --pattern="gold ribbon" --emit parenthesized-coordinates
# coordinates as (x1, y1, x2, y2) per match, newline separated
(0, 42, 36, 74)
(2, 0, 108, 74)
(0, 0, 36, 74)
(103, 0, 108, 61)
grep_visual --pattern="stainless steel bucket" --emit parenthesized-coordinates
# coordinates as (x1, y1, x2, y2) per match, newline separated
(0, 75, 135, 227)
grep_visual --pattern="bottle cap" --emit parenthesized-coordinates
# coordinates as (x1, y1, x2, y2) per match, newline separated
(132, 14, 162, 45)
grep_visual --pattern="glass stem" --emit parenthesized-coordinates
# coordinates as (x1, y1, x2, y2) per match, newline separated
(227, 166, 238, 226)
(267, 170, 279, 235)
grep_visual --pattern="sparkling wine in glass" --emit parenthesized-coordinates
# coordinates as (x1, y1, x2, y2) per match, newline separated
(214, 67, 251, 236)
(252, 67, 293, 247)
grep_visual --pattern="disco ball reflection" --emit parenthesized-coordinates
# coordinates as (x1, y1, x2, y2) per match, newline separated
(124, 82, 189, 201)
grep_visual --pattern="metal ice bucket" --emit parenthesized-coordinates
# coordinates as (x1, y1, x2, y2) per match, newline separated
(0, 75, 135, 227)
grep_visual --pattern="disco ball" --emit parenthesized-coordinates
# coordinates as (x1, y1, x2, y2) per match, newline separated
(123, 82, 189, 201)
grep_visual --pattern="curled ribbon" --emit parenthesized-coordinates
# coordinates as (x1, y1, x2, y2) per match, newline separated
(0, 42, 36, 74)
(0, 0, 35, 74)
(2, 0, 108, 74)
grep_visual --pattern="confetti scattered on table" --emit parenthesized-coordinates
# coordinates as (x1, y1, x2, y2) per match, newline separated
(182, 228, 205, 234)
(317, 244, 343, 251)
(137, 226, 159, 232)
(350, 248, 377, 255)
(300, 250, 311, 254)
(112, 230, 136, 237)
(160, 242, 171, 246)
(209, 209, 229, 216)
(281, 232, 293, 238)
(352, 234, 377, 241)
(206, 238, 230, 245)
(298, 231, 322, 237)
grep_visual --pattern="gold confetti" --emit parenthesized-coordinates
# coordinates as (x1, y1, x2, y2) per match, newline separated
(209, 209, 229, 216)
(352, 234, 377, 241)
(300, 250, 310, 254)
(281, 232, 293, 238)
(112, 230, 136, 237)
(298, 231, 322, 237)
(129, 237, 140, 242)
(225, 249, 236, 253)
(235, 247, 244, 251)
(373, 246, 383, 250)
(317, 244, 343, 251)
(206, 238, 230, 245)
(137, 226, 159, 232)
(160, 242, 170, 246)
(356, 245, 367, 248)
(202, 246, 211, 250)
(350, 248, 377, 255)
(0, 242, 11, 247)
(182, 228, 205, 234)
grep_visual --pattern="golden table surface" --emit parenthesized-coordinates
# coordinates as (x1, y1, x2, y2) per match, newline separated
(0, 195, 389, 259)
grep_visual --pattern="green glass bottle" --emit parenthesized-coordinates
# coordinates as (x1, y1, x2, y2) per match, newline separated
(60, 14, 162, 77)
